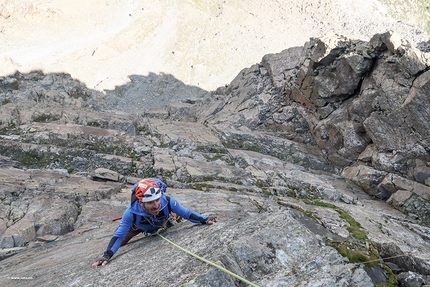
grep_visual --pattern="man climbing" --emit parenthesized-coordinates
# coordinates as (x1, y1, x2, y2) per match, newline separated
(92, 178, 218, 268)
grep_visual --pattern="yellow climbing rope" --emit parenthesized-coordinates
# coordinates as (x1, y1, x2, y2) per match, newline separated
(156, 232, 260, 287)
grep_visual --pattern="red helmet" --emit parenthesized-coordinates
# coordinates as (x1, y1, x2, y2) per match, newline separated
(135, 179, 161, 202)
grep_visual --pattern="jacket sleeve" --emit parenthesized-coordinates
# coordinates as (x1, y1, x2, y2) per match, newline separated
(168, 196, 208, 224)
(104, 208, 135, 257)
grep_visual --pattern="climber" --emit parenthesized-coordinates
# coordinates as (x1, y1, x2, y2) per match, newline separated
(92, 178, 218, 268)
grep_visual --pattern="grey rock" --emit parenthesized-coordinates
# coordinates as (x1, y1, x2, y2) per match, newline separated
(1, 32, 430, 286)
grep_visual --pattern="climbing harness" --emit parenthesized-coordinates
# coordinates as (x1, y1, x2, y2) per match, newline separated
(156, 232, 260, 287)
(142, 211, 181, 231)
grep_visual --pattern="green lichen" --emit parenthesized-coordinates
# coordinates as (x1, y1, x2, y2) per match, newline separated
(376, 265, 399, 287)
(302, 200, 378, 266)
(303, 199, 338, 209)
(32, 113, 60, 122)
(0, 121, 18, 135)
(304, 200, 368, 241)
(284, 184, 320, 200)
(16, 150, 49, 167)
(1, 98, 12, 105)
(327, 240, 379, 267)
(196, 145, 227, 154)
(193, 183, 215, 191)
(221, 137, 263, 153)
(137, 125, 151, 135)
(255, 179, 266, 189)
(159, 141, 175, 148)
(87, 121, 101, 127)
(337, 210, 368, 241)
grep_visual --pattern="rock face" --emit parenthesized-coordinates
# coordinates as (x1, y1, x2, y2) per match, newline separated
(0, 32, 430, 286)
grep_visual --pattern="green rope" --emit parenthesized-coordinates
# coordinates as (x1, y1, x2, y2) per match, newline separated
(156, 232, 260, 287)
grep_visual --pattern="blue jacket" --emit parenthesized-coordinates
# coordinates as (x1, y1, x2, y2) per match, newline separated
(105, 194, 208, 256)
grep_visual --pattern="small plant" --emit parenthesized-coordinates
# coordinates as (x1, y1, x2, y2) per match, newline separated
(87, 121, 101, 127)
(376, 265, 399, 287)
(337, 210, 368, 241)
(255, 179, 266, 189)
(302, 200, 379, 266)
(202, 175, 215, 181)
(159, 141, 175, 148)
(0, 121, 18, 134)
(196, 145, 227, 154)
(303, 199, 337, 209)
(17, 150, 49, 167)
(113, 85, 127, 97)
(1, 98, 12, 105)
(32, 113, 60, 122)
(160, 171, 174, 179)
(326, 240, 379, 267)
(193, 183, 214, 191)
(304, 200, 368, 241)
(137, 125, 151, 135)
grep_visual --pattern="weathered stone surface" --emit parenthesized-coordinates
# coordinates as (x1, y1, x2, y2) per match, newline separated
(1, 32, 430, 286)
(341, 165, 388, 198)
(363, 69, 430, 156)
(397, 271, 428, 287)
(0, 167, 124, 248)
(91, 168, 122, 182)
(0, 191, 374, 286)
(342, 165, 430, 224)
